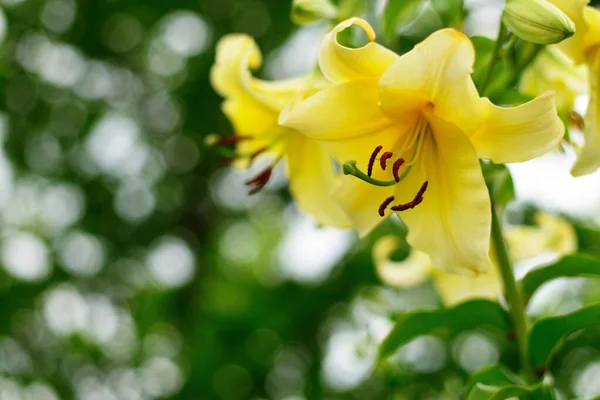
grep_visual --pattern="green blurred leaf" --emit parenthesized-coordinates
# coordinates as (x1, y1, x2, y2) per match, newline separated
(472, 36, 510, 93)
(382, 0, 424, 39)
(521, 254, 600, 300)
(529, 302, 600, 369)
(379, 300, 510, 360)
(430, 0, 465, 27)
(466, 364, 524, 394)
(482, 162, 515, 208)
(467, 383, 554, 400)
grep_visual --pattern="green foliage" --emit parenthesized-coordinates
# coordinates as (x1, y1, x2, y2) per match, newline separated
(380, 300, 510, 360)
(481, 162, 515, 208)
(521, 254, 600, 300)
(529, 303, 600, 369)
(467, 382, 554, 400)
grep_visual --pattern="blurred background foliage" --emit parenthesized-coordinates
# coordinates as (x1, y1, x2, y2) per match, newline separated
(0, 0, 599, 399)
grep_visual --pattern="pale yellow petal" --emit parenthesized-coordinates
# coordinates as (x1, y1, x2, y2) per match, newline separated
(378, 28, 484, 132)
(279, 79, 392, 140)
(520, 46, 588, 112)
(431, 266, 501, 306)
(210, 34, 304, 136)
(319, 18, 398, 83)
(286, 133, 352, 228)
(332, 175, 396, 237)
(547, 0, 590, 62)
(536, 213, 577, 254)
(469, 92, 564, 163)
(400, 114, 492, 275)
(572, 48, 600, 176)
(584, 6, 600, 50)
(373, 236, 432, 288)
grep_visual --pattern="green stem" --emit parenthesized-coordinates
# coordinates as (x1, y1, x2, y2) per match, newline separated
(480, 23, 507, 95)
(490, 202, 535, 383)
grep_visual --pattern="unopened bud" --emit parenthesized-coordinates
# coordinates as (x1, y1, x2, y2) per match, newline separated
(502, 0, 575, 45)
(291, 0, 338, 25)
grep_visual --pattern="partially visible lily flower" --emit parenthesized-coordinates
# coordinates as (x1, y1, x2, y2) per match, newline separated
(373, 214, 577, 306)
(280, 18, 564, 275)
(210, 35, 351, 228)
(545, 0, 600, 176)
(521, 46, 588, 114)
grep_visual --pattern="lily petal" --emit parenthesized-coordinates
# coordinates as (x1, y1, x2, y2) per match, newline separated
(547, 0, 590, 63)
(573, 48, 600, 176)
(319, 18, 398, 83)
(378, 28, 483, 131)
(287, 133, 352, 228)
(211, 34, 304, 134)
(332, 175, 396, 237)
(401, 114, 492, 275)
(373, 236, 432, 288)
(469, 92, 564, 163)
(279, 79, 392, 140)
(430, 266, 501, 306)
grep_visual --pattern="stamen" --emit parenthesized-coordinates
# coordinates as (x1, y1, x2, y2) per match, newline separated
(209, 135, 251, 146)
(367, 146, 383, 177)
(218, 156, 235, 166)
(392, 158, 405, 182)
(390, 181, 429, 212)
(414, 181, 429, 201)
(378, 196, 395, 217)
(248, 147, 268, 163)
(380, 152, 393, 170)
(245, 167, 273, 195)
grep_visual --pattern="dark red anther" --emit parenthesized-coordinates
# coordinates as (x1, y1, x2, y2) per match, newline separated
(245, 167, 272, 195)
(392, 158, 405, 182)
(218, 135, 251, 146)
(218, 156, 235, 166)
(390, 180, 429, 212)
(390, 201, 414, 212)
(378, 196, 395, 217)
(367, 146, 383, 177)
(414, 181, 428, 201)
(248, 147, 267, 164)
(380, 152, 393, 170)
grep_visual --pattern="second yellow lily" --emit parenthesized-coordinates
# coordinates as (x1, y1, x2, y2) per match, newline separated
(280, 18, 564, 275)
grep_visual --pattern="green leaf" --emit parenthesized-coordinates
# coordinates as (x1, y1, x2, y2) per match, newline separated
(467, 383, 554, 400)
(430, 0, 466, 27)
(466, 364, 524, 394)
(379, 300, 510, 360)
(472, 36, 510, 93)
(529, 302, 600, 369)
(481, 162, 515, 208)
(521, 253, 600, 300)
(382, 0, 424, 39)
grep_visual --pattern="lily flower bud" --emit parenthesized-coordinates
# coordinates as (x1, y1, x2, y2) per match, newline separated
(291, 0, 338, 25)
(502, 0, 575, 45)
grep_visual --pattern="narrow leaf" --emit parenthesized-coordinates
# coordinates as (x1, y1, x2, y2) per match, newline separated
(382, 0, 423, 39)
(379, 300, 510, 360)
(529, 302, 600, 369)
(468, 383, 553, 400)
(521, 253, 600, 299)
(466, 364, 525, 394)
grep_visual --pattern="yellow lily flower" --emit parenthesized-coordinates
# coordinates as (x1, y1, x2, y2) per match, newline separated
(280, 18, 564, 274)
(373, 214, 577, 306)
(521, 46, 588, 113)
(210, 34, 351, 228)
(545, 0, 600, 176)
